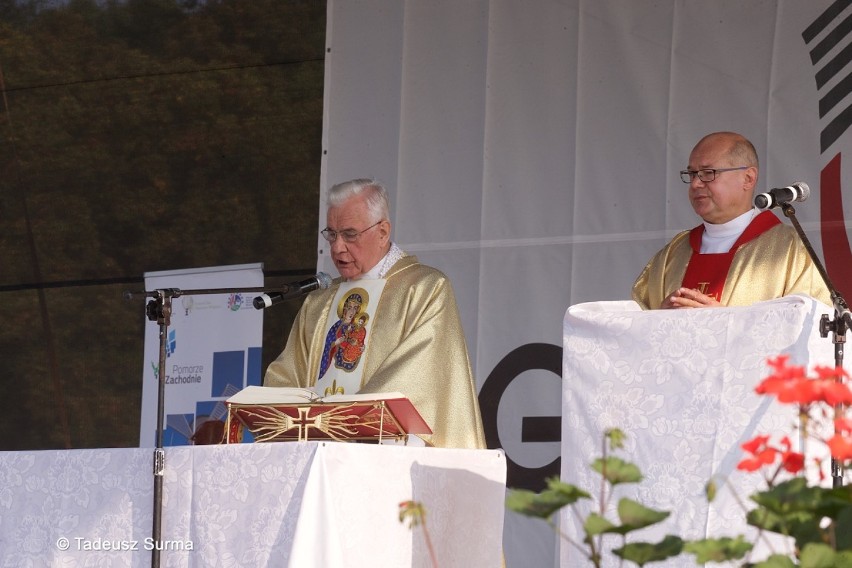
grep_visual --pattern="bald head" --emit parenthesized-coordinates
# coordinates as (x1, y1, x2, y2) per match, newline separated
(686, 132, 759, 224)
(693, 132, 759, 170)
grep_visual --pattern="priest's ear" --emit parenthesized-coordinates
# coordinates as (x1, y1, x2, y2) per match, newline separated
(377, 219, 392, 243)
(742, 165, 758, 191)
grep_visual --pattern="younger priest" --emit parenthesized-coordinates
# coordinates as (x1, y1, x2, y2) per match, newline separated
(632, 131, 830, 309)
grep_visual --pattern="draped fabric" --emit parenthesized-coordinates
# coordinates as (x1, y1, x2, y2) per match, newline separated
(323, 2, 851, 564)
(0, 443, 506, 567)
(562, 295, 834, 566)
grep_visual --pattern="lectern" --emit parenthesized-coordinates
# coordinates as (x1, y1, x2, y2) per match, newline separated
(560, 295, 836, 566)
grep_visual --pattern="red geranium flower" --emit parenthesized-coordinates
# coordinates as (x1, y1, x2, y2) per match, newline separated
(809, 380, 852, 406)
(737, 435, 778, 472)
(736, 434, 804, 474)
(765, 355, 807, 380)
(813, 365, 850, 381)
(826, 433, 852, 461)
(755, 357, 852, 406)
(741, 435, 770, 454)
(780, 450, 805, 474)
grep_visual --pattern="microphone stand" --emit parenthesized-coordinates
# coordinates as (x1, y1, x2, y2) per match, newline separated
(779, 202, 849, 488)
(131, 284, 296, 568)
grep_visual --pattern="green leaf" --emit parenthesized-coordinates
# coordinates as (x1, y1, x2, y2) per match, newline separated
(745, 478, 852, 552)
(750, 554, 798, 568)
(746, 480, 852, 557)
(746, 506, 823, 551)
(705, 479, 718, 503)
(505, 477, 591, 520)
(800, 542, 839, 568)
(751, 477, 852, 518)
(505, 489, 562, 519)
(613, 498, 669, 533)
(605, 428, 626, 451)
(577, 498, 670, 538)
(612, 535, 684, 566)
(591, 457, 643, 485)
(835, 551, 852, 568)
(836, 504, 852, 551)
(683, 535, 753, 563)
(584, 513, 616, 536)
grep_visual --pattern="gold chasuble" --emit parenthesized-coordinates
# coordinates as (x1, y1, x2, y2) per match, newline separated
(264, 254, 486, 449)
(680, 211, 780, 302)
(633, 211, 831, 310)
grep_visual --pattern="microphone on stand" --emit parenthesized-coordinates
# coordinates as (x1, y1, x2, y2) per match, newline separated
(754, 182, 810, 210)
(253, 272, 333, 309)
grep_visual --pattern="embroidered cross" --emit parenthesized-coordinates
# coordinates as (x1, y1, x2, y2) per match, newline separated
(294, 407, 316, 441)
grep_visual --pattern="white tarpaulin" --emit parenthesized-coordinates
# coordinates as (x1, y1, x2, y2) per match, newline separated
(321, 1, 852, 565)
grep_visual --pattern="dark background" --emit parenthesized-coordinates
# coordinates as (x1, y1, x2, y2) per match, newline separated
(0, 0, 326, 450)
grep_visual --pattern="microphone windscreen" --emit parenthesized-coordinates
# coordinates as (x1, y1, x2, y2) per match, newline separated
(253, 294, 272, 309)
(316, 272, 333, 290)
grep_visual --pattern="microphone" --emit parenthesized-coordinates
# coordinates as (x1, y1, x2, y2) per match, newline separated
(253, 272, 333, 309)
(754, 182, 810, 210)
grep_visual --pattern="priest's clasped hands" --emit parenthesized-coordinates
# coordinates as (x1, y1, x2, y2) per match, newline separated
(660, 287, 723, 309)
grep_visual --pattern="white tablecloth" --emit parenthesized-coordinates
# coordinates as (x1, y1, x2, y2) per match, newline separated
(0, 442, 506, 567)
(561, 295, 836, 567)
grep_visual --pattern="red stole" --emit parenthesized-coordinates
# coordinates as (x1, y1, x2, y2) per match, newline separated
(681, 211, 780, 301)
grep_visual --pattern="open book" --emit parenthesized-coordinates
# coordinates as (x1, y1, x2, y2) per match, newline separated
(225, 386, 432, 443)
(226, 385, 323, 405)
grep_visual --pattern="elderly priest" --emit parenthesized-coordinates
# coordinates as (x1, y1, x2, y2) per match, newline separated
(264, 178, 486, 449)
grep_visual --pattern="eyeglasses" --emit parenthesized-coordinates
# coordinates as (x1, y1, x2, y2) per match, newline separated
(680, 166, 749, 183)
(321, 221, 382, 243)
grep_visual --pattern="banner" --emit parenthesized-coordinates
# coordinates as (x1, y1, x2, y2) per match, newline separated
(139, 263, 264, 447)
(322, 1, 852, 565)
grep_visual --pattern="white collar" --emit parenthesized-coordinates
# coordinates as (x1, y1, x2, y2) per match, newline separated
(703, 208, 758, 238)
(700, 208, 759, 253)
(352, 242, 404, 280)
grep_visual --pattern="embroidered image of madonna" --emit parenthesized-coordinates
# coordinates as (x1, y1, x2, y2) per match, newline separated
(318, 289, 370, 380)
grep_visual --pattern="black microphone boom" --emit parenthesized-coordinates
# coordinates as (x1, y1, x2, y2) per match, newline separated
(754, 182, 810, 210)
(253, 272, 333, 309)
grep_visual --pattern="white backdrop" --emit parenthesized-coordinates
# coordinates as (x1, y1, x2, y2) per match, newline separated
(319, 1, 852, 565)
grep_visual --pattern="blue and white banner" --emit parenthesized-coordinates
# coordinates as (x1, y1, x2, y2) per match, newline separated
(139, 263, 264, 447)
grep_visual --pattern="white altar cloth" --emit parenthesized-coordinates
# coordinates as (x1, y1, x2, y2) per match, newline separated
(0, 442, 506, 567)
(560, 295, 836, 567)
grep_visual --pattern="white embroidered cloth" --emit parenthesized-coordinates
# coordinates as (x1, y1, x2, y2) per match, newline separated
(0, 442, 506, 567)
(561, 294, 837, 567)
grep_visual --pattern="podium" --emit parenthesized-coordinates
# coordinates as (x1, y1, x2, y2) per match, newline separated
(560, 295, 836, 567)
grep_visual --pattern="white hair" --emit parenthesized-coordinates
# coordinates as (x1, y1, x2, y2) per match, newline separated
(327, 178, 390, 222)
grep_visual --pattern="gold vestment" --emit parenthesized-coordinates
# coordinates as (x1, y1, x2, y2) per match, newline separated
(632, 221, 831, 309)
(265, 254, 486, 449)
